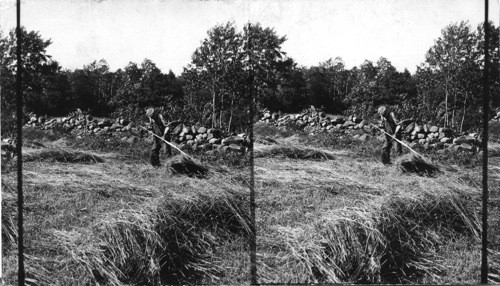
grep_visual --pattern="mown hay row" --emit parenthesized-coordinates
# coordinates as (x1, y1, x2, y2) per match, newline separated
(255, 145, 335, 160)
(23, 148, 104, 163)
(488, 249, 500, 283)
(29, 187, 250, 285)
(2, 192, 18, 251)
(268, 187, 480, 284)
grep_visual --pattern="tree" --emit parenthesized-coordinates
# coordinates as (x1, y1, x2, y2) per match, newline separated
(304, 57, 353, 114)
(270, 58, 308, 113)
(1, 27, 71, 134)
(422, 21, 480, 127)
(343, 58, 417, 119)
(110, 59, 183, 120)
(416, 21, 499, 131)
(188, 22, 242, 129)
(477, 21, 500, 109)
(183, 22, 289, 132)
(68, 59, 115, 116)
(240, 23, 287, 115)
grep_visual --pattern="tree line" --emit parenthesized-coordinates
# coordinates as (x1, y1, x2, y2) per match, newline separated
(1, 21, 498, 135)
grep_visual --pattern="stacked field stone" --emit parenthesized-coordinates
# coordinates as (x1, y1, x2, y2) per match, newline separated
(22, 112, 249, 154)
(259, 108, 483, 153)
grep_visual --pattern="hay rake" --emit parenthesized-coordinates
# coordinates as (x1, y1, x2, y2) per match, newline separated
(139, 125, 195, 160)
(368, 123, 423, 157)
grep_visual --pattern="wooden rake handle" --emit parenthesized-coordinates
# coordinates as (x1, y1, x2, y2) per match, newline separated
(139, 125, 194, 160)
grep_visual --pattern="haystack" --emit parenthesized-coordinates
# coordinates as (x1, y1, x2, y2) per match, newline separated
(396, 154, 441, 177)
(166, 155, 208, 178)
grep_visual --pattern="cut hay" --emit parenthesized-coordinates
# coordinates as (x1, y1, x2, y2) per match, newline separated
(396, 154, 441, 177)
(255, 145, 335, 160)
(36, 187, 250, 285)
(24, 148, 104, 163)
(2, 192, 18, 250)
(489, 249, 500, 283)
(488, 142, 500, 157)
(255, 137, 279, 145)
(166, 155, 209, 178)
(25, 140, 46, 149)
(267, 188, 480, 284)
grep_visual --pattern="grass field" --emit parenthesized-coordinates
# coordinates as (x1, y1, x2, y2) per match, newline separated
(254, 122, 500, 284)
(2, 129, 251, 285)
(2, 124, 499, 284)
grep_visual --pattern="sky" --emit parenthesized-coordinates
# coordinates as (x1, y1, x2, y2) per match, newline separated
(0, 0, 498, 75)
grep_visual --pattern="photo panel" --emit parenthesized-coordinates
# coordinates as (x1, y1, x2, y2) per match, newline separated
(249, 0, 500, 284)
(0, 0, 254, 284)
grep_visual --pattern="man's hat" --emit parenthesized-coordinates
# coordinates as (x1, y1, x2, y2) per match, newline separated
(146, 108, 155, 118)
(377, 106, 386, 115)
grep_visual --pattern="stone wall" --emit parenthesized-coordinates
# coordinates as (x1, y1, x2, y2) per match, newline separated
(21, 112, 250, 154)
(259, 107, 497, 154)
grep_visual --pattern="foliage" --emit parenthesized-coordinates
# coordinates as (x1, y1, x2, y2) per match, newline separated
(0, 27, 71, 135)
(343, 58, 417, 118)
(1, 21, 498, 134)
(68, 60, 115, 116)
(415, 21, 499, 131)
(112, 60, 184, 120)
(304, 57, 354, 114)
(182, 22, 291, 132)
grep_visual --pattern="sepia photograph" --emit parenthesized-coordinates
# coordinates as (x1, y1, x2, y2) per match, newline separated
(1, 0, 499, 284)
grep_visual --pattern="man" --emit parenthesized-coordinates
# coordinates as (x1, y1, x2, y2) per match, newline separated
(377, 106, 402, 165)
(146, 107, 172, 167)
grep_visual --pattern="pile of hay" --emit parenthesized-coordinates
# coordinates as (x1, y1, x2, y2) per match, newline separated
(29, 187, 251, 285)
(396, 154, 441, 177)
(255, 145, 335, 160)
(166, 155, 208, 178)
(267, 188, 479, 284)
(24, 148, 104, 163)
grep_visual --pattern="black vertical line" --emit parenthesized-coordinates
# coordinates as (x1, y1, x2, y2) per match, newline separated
(481, 0, 489, 284)
(247, 22, 257, 285)
(16, 0, 25, 285)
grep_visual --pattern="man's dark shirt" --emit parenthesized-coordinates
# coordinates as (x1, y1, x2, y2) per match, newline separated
(382, 110, 397, 134)
(150, 111, 166, 137)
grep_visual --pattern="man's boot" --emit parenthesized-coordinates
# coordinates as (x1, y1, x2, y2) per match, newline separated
(381, 148, 391, 165)
(151, 150, 161, 167)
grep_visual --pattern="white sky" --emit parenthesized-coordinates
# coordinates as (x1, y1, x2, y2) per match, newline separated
(0, 0, 499, 74)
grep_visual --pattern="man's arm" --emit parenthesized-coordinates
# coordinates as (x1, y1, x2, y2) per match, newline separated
(391, 112, 401, 135)
(378, 114, 385, 128)
(158, 114, 169, 137)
